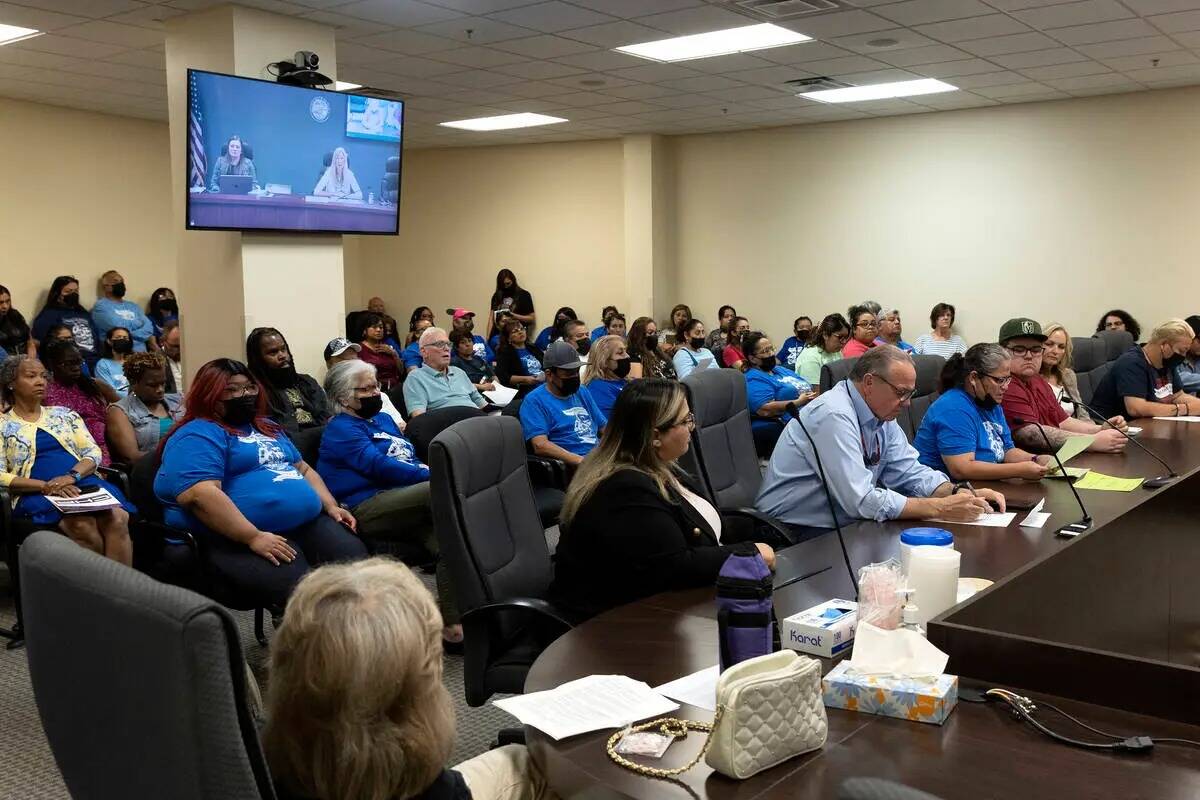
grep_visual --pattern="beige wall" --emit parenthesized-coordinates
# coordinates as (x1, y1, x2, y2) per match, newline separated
(671, 86, 1200, 348)
(348, 139, 625, 337)
(0, 97, 173, 321)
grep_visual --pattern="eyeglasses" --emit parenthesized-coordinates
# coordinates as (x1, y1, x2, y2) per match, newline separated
(856, 321, 877, 330)
(223, 383, 259, 398)
(423, 341, 451, 350)
(982, 373, 1012, 388)
(661, 412, 695, 432)
(874, 373, 915, 401)
(1008, 345, 1044, 356)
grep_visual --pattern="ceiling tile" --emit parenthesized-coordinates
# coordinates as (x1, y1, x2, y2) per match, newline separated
(651, 91, 731, 108)
(55, 20, 163, 48)
(834, 67, 920, 83)
(829, 28, 938, 54)
(873, 0, 995, 26)
(414, 16, 537, 43)
(755, 42, 855, 64)
(746, 95, 812, 110)
(568, 0, 703, 17)
(1012, 0, 1133, 30)
(588, 99, 668, 114)
(1147, 9, 1200, 32)
(989, 47, 1088, 68)
(731, 64, 815, 85)
(1101, 49, 1196, 68)
(543, 71, 635, 89)
(9, 0, 149, 17)
(557, 20, 669, 48)
(791, 55, 890, 75)
(437, 68, 526, 88)
(873, 43, 973, 65)
(1050, 18, 1159, 45)
(914, 15, 1032, 41)
(656, 74, 746, 92)
(545, 89, 624, 106)
(104, 47, 164, 68)
(11, 34, 127, 60)
(0, 2, 88, 30)
(1019, 60, 1110, 79)
(957, 31, 1061, 55)
(301, 10, 380, 36)
(372, 55, 467, 77)
(337, 42, 410, 65)
(781, 10, 896, 38)
(703, 84, 789, 101)
(978, 0, 1078, 9)
(442, 87, 520, 104)
(73, 59, 164, 84)
(913, 58, 1006, 77)
(1123, 0, 1200, 12)
(105, 5, 186, 30)
(1168, 27, 1200, 43)
(911, 90, 999, 108)
(550, 49, 644, 70)
(491, 59, 586, 78)
(1073, 34, 1178, 56)
(336, 0, 463, 25)
(599, 82, 682, 99)
(1124, 61, 1200, 79)
(500, 79, 579, 97)
(490, 1, 616, 32)
(683, 53, 778, 74)
(493, 33, 598, 57)
(974, 80, 1055, 97)
(1048, 74, 1140, 91)
(949, 69, 1028, 87)
(425, 45, 529, 66)
(631, 5, 751, 35)
(353, 29, 461, 54)
(423, 0, 542, 14)
(609, 62, 701, 82)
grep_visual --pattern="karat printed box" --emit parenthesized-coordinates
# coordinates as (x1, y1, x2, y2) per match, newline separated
(822, 661, 958, 725)
(780, 599, 857, 658)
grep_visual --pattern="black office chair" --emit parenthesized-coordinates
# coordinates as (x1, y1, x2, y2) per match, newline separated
(428, 416, 572, 707)
(820, 354, 943, 442)
(681, 369, 795, 548)
(1079, 362, 1111, 406)
(21, 531, 277, 800)
(290, 424, 325, 468)
(1071, 336, 1106, 373)
(1096, 328, 1135, 361)
(498, 394, 569, 524)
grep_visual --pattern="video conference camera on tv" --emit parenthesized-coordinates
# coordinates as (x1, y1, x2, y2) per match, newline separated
(272, 50, 331, 88)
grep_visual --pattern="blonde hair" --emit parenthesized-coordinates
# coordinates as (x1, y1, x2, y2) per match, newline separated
(262, 558, 454, 800)
(560, 379, 688, 527)
(1149, 318, 1195, 343)
(582, 335, 624, 383)
(1040, 323, 1073, 382)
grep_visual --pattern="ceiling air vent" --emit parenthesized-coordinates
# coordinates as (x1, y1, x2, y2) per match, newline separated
(731, 0, 842, 20)
(786, 77, 846, 92)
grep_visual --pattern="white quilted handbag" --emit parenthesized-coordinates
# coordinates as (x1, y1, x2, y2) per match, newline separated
(606, 650, 827, 781)
(705, 649, 828, 779)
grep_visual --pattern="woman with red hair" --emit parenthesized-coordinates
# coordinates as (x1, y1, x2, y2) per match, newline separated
(153, 358, 367, 609)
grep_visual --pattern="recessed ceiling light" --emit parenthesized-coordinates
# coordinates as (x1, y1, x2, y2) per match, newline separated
(615, 23, 810, 63)
(0, 23, 40, 47)
(799, 78, 958, 103)
(440, 112, 568, 131)
(334, 81, 361, 91)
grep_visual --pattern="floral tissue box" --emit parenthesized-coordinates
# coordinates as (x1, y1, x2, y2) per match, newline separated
(821, 661, 958, 725)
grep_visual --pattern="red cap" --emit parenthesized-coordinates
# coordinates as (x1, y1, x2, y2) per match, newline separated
(448, 308, 475, 320)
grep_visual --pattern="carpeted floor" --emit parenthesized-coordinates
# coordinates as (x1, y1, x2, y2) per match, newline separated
(0, 564, 522, 800)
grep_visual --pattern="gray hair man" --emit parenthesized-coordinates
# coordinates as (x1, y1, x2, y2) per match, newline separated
(756, 345, 1003, 528)
(874, 308, 915, 354)
(402, 327, 487, 417)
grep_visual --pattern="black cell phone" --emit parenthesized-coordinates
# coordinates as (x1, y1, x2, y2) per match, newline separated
(76, 485, 100, 495)
(1002, 497, 1039, 511)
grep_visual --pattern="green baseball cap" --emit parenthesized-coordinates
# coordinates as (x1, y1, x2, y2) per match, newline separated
(998, 317, 1046, 344)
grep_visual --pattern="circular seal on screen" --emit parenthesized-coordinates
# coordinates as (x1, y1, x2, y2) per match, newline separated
(309, 96, 331, 123)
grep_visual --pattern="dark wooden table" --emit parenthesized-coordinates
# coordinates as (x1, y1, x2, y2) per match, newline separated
(188, 192, 396, 232)
(524, 418, 1200, 799)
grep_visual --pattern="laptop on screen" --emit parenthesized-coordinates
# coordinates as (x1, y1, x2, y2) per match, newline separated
(218, 175, 252, 194)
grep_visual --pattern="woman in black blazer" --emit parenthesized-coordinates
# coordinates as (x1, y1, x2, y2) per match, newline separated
(550, 379, 776, 622)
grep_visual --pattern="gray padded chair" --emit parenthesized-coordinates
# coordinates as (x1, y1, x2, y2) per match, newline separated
(822, 354, 944, 443)
(681, 369, 795, 546)
(821, 356, 857, 392)
(429, 416, 571, 707)
(1097, 328, 1135, 361)
(1071, 336, 1106, 373)
(1079, 362, 1111, 406)
(20, 530, 275, 800)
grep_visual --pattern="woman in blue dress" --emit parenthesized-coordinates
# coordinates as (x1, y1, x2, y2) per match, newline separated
(0, 355, 134, 564)
(742, 331, 818, 458)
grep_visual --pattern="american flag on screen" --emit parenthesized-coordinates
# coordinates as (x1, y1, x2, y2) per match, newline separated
(188, 72, 206, 188)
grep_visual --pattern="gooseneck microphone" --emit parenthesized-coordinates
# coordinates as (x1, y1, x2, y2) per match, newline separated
(1015, 418, 1092, 537)
(787, 401, 860, 598)
(1073, 398, 1177, 490)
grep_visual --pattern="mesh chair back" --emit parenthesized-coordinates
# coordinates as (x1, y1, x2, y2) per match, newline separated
(21, 531, 274, 800)
(683, 368, 761, 508)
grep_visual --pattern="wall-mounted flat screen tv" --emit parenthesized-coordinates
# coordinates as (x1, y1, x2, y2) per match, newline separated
(186, 69, 402, 235)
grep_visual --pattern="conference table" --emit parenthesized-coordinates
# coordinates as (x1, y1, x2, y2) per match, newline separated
(188, 192, 396, 232)
(524, 417, 1200, 799)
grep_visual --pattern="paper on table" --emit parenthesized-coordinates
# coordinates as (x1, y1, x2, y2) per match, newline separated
(1019, 499, 1050, 528)
(483, 383, 517, 407)
(493, 675, 679, 741)
(1054, 434, 1094, 467)
(1153, 415, 1200, 422)
(1074, 472, 1144, 492)
(654, 665, 719, 712)
(929, 511, 1016, 528)
(45, 488, 122, 514)
(849, 622, 949, 677)
(1046, 466, 1089, 480)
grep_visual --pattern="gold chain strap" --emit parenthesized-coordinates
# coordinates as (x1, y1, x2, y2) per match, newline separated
(605, 707, 725, 779)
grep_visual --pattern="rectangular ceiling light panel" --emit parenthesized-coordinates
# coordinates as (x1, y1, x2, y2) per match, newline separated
(616, 23, 811, 63)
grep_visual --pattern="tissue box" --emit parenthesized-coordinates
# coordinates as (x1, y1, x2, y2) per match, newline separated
(780, 599, 857, 658)
(822, 661, 958, 725)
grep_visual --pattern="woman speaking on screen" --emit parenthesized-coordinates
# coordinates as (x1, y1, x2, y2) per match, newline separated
(313, 147, 362, 200)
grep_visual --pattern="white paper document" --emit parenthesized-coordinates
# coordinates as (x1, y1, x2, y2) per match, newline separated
(1153, 416, 1200, 422)
(45, 487, 122, 514)
(1019, 499, 1050, 529)
(930, 511, 1016, 528)
(483, 383, 518, 407)
(654, 665, 719, 712)
(493, 675, 679, 741)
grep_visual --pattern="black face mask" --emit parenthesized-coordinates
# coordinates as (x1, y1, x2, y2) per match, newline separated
(576, 339, 591, 356)
(62, 293, 80, 308)
(1163, 352, 1186, 371)
(111, 282, 127, 298)
(223, 395, 258, 425)
(690, 337, 706, 350)
(645, 334, 658, 350)
(357, 394, 383, 418)
(973, 387, 999, 410)
(758, 356, 777, 372)
(265, 364, 296, 386)
(159, 299, 178, 315)
(795, 329, 811, 344)
(614, 358, 631, 378)
(560, 375, 581, 395)
(111, 339, 133, 355)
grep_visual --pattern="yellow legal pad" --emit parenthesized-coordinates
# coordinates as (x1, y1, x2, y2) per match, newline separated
(1073, 472, 1144, 492)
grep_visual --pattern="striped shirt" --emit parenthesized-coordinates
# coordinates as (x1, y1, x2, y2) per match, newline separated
(914, 334, 967, 358)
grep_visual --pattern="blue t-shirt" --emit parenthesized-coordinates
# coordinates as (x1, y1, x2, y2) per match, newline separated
(534, 326, 554, 351)
(95, 358, 130, 397)
(590, 325, 606, 342)
(401, 342, 422, 370)
(777, 337, 806, 372)
(519, 384, 608, 457)
(318, 412, 429, 509)
(154, 419, 321, 534)
(488, 333, 500, 352)
(745, 366, 811, 432)
(515, 347, 544, 378)
(914, 388, 1014, 474)
(585, 377, 626, 418)
(874, 337, 916, 354)
(31, 307, 100, 361)
(472, 334, 495, 363)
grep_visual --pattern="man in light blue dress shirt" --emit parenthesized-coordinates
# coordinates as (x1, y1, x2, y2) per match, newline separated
(756, 346, 1004, 527)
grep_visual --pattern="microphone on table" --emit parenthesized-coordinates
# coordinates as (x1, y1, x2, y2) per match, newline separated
(1014, 418, 1092, 538)
(786, 401, 859, 598)
(1072, 398, 1177, 490)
